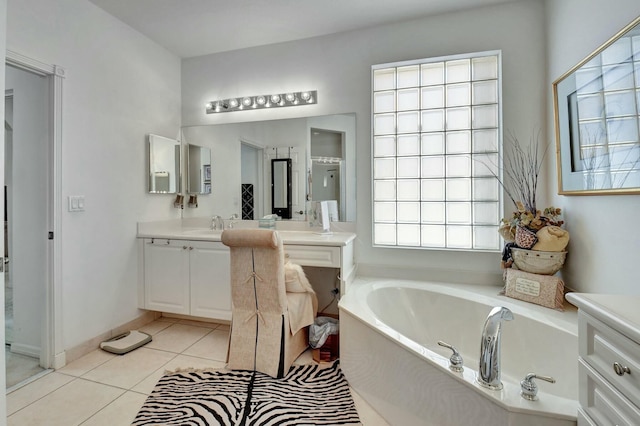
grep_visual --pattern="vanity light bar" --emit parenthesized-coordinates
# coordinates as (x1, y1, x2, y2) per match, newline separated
(206, 90, 317, 114)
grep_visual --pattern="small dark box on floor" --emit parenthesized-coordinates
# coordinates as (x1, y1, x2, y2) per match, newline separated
(312, 332, 339, 363)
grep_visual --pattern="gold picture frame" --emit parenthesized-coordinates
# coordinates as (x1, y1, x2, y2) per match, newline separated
(553, 15, 640, 195)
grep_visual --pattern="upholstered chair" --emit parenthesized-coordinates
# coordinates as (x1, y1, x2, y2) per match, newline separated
(221, 229, 317, 378)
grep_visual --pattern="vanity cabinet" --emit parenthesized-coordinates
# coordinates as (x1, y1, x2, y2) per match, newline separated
(137, 226, 357, 322)
(566, 293, 640, 426)
(142, 238, 231, 320)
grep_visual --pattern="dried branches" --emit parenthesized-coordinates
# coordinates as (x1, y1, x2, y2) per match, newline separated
(487, 130, 549, 214)
(502, 130, 549, 213)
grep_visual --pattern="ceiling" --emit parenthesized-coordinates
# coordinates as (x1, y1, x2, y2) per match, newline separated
(88, 0, 516, 58)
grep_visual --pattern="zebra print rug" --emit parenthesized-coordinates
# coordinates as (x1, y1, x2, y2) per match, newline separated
(132, 361, 361, 425)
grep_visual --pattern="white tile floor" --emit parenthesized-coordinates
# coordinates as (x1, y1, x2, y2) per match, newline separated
(6, 317, 390, 425)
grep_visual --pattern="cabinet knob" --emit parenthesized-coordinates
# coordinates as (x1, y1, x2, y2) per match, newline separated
(613, 362, 631, 376)
(183, 246, 188, 250)
(189, 246, 193, 250)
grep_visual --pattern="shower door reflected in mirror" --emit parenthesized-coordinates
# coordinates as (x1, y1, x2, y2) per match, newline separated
(148, 134, 180, 194)
(271, 158, 292, 219)
(310, 128, 344, 221)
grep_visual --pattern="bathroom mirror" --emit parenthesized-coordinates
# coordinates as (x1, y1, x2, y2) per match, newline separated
(271, 158, 292, 218)
(187, 143, 212, 194)
(180, 113, 356, 220)
(553, 15, 640, 195)
(148, 134, 180, 194)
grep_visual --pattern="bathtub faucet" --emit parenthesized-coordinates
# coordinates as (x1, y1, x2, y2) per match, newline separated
(477, 306, 513, 390)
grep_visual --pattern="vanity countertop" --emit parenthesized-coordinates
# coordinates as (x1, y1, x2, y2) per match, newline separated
(137, 220, 356, 247)
(566, 292, 640, 344)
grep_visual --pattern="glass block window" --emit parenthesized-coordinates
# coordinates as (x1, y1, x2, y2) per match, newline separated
(570, 31, 640, 188)
(372, 51, 502, 250)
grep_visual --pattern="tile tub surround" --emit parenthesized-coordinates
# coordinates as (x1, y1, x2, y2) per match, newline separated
(6, 317, 389, 425)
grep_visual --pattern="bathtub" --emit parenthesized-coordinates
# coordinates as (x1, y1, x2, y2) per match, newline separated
(338, 278, 578, 426)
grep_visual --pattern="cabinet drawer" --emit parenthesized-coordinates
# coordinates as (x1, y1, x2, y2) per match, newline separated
(580, 312, 640, 408)
(284, 245, 340, 268)
(579, 359, 640, 426)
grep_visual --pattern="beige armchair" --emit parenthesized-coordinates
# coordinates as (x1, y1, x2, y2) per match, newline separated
(221, 229, 317, 378)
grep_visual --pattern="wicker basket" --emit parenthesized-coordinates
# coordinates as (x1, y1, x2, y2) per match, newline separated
(510, 247, 567, 275)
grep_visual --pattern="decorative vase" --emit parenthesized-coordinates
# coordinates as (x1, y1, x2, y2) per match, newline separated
(515, 226, 537, 249)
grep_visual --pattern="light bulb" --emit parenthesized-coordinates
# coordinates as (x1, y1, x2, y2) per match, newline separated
(242, 97, 253, 107)
(270, 94, 281, 104)
(285, 93, 296, 102)
(300, 91, 311, 101)
(206, 103, 213, 110)
(228, 98, 239, 108)
(256, 95, 266, 106)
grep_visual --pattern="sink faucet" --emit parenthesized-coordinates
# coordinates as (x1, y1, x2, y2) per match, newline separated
(211, 215, 224, 230)
(477, 306, 514, 390)
(227, 214, 239, 229)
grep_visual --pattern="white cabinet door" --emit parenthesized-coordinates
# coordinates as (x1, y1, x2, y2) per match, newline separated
(189, 240, 231, 320)
(143, 239, 190, 314)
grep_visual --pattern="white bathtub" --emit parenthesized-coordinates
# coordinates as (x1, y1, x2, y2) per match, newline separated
(338, 278, 578, 426)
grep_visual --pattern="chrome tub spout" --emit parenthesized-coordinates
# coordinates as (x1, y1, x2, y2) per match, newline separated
(477, 306, 514, 390)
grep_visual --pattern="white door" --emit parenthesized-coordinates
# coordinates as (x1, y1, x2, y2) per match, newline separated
(2, 52, 65, 376)
(5, 65, 49, 369)
(266, 147, 305, 220)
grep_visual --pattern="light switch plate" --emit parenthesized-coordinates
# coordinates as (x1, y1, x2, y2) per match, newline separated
(68, 195, 85, 212)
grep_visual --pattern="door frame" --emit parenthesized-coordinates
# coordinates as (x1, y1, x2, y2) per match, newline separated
(6, 50, 64, 369)
(240, 139, 265, 219)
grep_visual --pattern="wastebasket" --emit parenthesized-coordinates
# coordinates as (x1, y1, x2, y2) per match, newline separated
(309, 316, 339, 362)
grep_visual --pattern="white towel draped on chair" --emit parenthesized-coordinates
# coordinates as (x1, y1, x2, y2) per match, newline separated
(284, 261, 318, 335)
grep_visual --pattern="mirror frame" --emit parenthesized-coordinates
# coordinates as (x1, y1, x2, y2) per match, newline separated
(553, 15, 640, 195)
(271, 158, 292, 219)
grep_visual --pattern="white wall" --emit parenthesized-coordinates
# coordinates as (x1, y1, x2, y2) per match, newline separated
(545, 0, 640, 294)
(6, 0, 181, 349)
(183, 0, 547, 284)
(6, 65, 48, 357)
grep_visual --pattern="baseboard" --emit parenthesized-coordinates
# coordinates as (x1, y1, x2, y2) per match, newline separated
(10, 343, 41, 358)
(63, 310, 161, 366)
(52, 351, 66, 370)
(161, 312, 230, 326)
